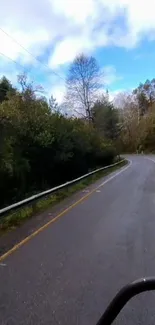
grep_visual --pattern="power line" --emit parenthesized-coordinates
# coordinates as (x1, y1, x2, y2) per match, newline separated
(0, 51, 28, 72)
(0, 52, 49, 95)
(0, 27, 65, 81)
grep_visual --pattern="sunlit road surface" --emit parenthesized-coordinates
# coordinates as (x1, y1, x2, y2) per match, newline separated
(1, 155, 155, 325)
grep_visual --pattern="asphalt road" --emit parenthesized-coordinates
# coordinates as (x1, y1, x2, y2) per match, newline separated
(1, 155, 155, 325)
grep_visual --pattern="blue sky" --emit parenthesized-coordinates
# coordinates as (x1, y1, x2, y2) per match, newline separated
(1, 0, 155, 102)
(96, 40, 155, 92)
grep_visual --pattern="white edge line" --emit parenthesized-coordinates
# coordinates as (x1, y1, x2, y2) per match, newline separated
(145, 157, 155, 163)
(100, 159, 132, 187)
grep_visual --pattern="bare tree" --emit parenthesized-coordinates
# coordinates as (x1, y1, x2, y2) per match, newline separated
(66, 54, 102, 121)
(17, 74, 44, 101)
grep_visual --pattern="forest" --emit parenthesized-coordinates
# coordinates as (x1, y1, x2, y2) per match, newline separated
(0, 54, 155, 208)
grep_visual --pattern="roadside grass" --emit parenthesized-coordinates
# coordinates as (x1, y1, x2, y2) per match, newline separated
(0, 159, 128, 233)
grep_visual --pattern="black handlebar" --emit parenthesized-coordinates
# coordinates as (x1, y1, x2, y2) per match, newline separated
(96, 277, 155, 325)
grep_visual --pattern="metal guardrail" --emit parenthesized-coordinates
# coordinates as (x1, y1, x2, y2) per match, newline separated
(0, 159, 125, 218)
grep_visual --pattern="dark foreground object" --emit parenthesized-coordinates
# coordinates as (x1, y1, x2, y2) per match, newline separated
(96, 278, 155, 325)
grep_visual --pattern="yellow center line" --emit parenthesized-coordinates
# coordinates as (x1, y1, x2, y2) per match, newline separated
(0, 161, 131, 262)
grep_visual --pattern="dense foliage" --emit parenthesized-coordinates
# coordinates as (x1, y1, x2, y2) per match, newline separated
(0, 75, 116, 208)
(4, 53, 155, 209)
(116, 79, 155, 153)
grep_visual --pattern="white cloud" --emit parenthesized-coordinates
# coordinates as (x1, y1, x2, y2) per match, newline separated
(109, 88, 125, 103)
(49, 35, 94, 67)
(51, 0, 96, 23)
(51, 85, 66, 103)
(1, 0, 155, 96)
(45, 83, 66, 104)
(49, 38, 83, 67)
(49, 0, 155, 66)
(103, 65, 122, 86)
(1, 0, 155, 64)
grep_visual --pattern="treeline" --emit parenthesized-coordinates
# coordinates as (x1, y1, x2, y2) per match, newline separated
(2, 52, 153, 209)
(116, 79, 155, 153)
(0, 72, 117, 209)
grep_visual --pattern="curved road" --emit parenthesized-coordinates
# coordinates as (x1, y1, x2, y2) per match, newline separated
(1, 155, 155, 324)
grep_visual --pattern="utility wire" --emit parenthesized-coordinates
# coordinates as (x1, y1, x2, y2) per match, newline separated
(0, 51, 28, 72)
(0, 52, 49, 95)
(0, 27, 65, 81)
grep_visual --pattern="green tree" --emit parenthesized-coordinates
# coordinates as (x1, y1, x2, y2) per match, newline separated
(133, 79, 155, 115)
(0, 73, 116, 209)
(0, 76, 16, 103)
(92, 96, 119, 141)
